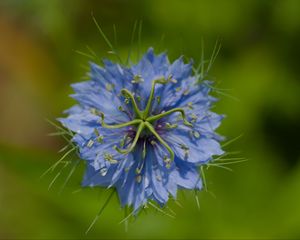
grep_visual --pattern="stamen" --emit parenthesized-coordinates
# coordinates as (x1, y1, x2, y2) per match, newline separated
(100, 167, 108, 176)
(146, 108, 193, 127)
(164, 156, 172, 169)
(183, 89, 190, 95)
(136, 175, 142, 183)
(165, 122, 178, 129)
(156, 175, 162, 181)
(189, 130, 200, 139)
(193, 130, 200, 138)
(176, 87, 182, 92)
(142, 140, 147, 159)
(90, 108, 102, 116)
(97, 135, 104, 143)
(87, 139, 94, 148)
(93, 129, 104, 143)
(114, 122, 145, 154)
(144, 122, 174, 162)
(104, 153, 118, 164)
(105, 83, 115, 92)
(131, 75, 144, 84)
(100, 112, 142, 129)
(187, 102, 193, 110)
(190, 113, 198, 122)
(180, 144, 189, 158)
(94, 128, 100, 136)
(170, 78, 177, 84)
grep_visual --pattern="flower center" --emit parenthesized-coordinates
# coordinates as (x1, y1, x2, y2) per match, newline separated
(99, 77, 193, 162)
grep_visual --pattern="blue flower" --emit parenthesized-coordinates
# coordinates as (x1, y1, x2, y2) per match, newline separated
(59, 48, 224, 212)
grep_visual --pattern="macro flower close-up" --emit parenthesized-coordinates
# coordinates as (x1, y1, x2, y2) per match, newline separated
(3, 1, 300, 238)
(59, 48, 224, 211)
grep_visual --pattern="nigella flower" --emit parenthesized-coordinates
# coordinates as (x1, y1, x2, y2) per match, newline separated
(59, 48, 224, 212)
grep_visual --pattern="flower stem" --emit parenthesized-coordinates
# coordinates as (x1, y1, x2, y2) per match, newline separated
(146, 108, 193, 127)
(144, 122, 174, 162)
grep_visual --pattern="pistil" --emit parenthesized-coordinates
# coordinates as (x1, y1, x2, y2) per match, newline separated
(114, 122, 145, 154)
(98, 77, 193, 162)
(100, 113, 142, 129)
(120, 89, 143, 119)
(142, 77, 170, 119)
(146, 108, 193, 127)
(144, 122, 175, 162)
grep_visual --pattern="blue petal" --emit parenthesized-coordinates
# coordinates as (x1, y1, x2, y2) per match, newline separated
(130, 48, 170, 110)
(115, 168, 136, 207)
(102, 59, 134, 91)
(152, 144, 178, 198)
(168, 57, 193, 81)
(147, 147, 169, 204)
(58, 110, 98, 136)
(174, 159, 202, 189)
(63, 105, 83, 114)
(195, 111, 225, 131)
(163, 130, 224, 164)
(110, 153, 134, 187)
(82, 164, 116, 187)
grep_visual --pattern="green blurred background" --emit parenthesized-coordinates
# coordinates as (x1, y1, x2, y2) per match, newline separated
(0, 0, 300, 239)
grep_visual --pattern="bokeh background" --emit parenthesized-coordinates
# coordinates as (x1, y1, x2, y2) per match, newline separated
(0, 0, 300, 239)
